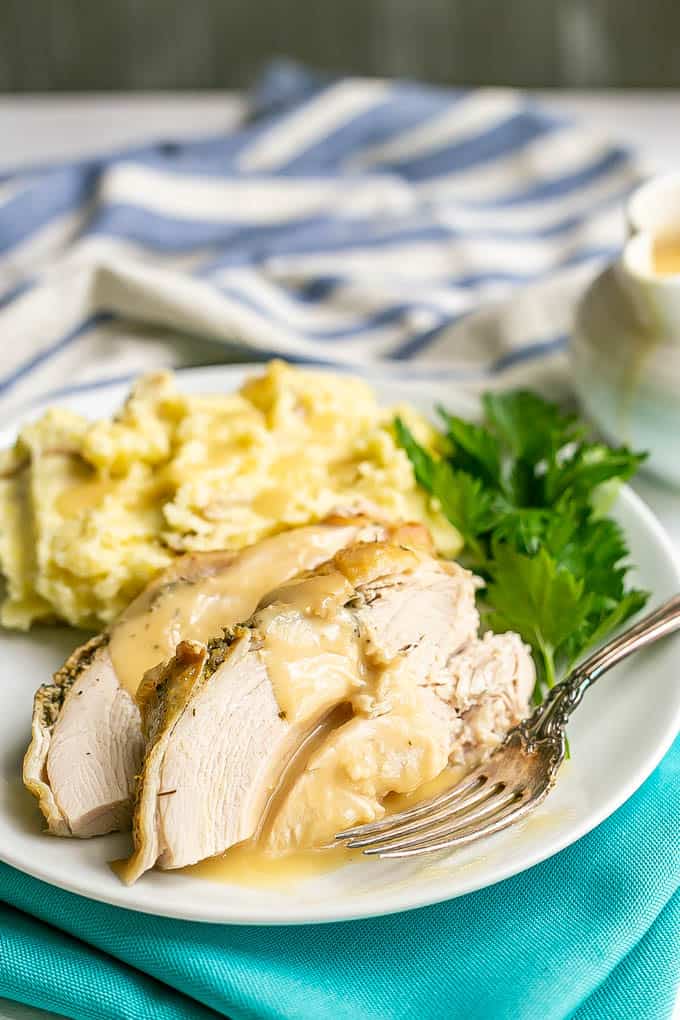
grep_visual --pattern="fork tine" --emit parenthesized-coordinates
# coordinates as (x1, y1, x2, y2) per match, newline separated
(346, 781, 506, 849)
(360, 787, 521, 853)
(336, 772, 486, 841)
(371, 793, 535, 858)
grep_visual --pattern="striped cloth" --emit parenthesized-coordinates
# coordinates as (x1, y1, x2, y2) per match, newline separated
(0, 62, 642, 415)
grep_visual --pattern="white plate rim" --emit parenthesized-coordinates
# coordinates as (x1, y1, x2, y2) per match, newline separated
(1, 363, 679, 925)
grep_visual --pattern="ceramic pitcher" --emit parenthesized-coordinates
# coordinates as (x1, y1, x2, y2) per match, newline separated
(571, 173, 680, 486)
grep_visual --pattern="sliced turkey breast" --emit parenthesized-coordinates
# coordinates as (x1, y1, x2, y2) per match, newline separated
(267, 631, 534, 851)
(24, 517, 421, 837)
(23, 634, 144, 838)
(427, 630, 535, 766)
(121, 543, 480, 882)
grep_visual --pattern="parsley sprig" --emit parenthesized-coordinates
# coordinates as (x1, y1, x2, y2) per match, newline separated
(396, 391, 648, 703)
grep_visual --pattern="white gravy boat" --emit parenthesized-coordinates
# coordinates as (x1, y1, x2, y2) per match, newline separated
(571, 173, 680, 486)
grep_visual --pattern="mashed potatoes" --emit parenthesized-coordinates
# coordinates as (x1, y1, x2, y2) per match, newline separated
(0, 361, 461, 630)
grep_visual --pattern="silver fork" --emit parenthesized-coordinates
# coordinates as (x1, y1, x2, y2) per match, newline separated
(336, 594, 680, 859)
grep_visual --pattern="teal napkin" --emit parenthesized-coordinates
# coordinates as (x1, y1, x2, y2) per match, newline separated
(0, 737, 678, 1020)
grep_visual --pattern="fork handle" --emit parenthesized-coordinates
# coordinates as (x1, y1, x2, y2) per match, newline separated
(523, 593, 680, 742)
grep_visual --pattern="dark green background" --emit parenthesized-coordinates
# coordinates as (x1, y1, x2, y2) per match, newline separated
(1, 0, 679, 91)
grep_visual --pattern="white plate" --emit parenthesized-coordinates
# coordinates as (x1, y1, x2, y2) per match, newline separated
(1, 364, 679, 926)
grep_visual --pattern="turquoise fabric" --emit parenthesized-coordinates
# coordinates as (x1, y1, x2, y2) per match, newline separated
(0, 737, 678, 1020)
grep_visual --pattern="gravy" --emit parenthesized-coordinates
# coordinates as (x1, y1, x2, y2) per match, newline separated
(181, 765, 468, 889)
(258, 573, 362, 724)
(653, 235, 680, 276)
(180, 842, 357, 887)
(108, 523, 360, 695)
(57, 476, 117, 517)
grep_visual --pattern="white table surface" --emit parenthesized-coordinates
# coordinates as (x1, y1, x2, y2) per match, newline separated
(0, 90, 678, 1020)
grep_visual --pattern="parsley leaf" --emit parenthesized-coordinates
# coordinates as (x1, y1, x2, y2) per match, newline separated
(484, 544, 592, 694)
(482, 390, 584, 466)
(393, 417, 436, 490)
(395, 389, 648, 705)
(395, 418, 499, 561)
(566, 589, 648, 666)
(545, 444, 645, 505)
(437, 408, 502, 490)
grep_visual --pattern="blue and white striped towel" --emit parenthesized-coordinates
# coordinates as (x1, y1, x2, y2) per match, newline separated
(0, 62, 642, 414)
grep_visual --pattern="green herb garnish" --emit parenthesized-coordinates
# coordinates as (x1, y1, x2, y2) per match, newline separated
(396, 391, 648, 702)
